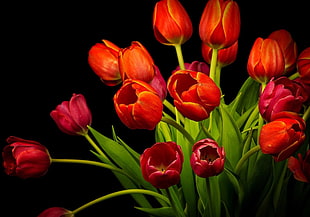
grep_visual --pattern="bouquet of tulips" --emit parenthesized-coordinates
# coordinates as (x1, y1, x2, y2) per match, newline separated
(2, 0, 310, 217)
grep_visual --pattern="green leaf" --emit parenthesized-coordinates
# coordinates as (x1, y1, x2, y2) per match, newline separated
(135, 206, 175, 217)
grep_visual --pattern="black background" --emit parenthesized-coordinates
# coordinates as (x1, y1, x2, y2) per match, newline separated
(1, 0, 309, 216)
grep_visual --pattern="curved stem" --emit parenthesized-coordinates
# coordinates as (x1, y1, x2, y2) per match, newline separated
(161, 116, 195, 144)
(302, 105, 310, 121)
(234, 145, 261, 175)
(174, 44, 185, 70)
(209, 48, 219, 85)
(163, 99, 176, 116)
(51, 158, 132, 180)
(71, 189, 170, 215)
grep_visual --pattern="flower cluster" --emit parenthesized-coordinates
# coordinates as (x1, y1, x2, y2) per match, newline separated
(2, 0, 310, 217)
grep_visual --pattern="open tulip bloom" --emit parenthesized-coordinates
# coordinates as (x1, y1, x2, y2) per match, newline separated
(3, 1, 310, 217)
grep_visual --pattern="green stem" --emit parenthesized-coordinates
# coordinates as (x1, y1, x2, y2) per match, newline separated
(161, 116, 195, 144)
(302, 105, 310, 121)
(174, 44, 185, 70)
(51, 158, 133, 180)
(84, 133, 108, 160)
(165, 188, 186, 217)
(234, 145, 261, 175)
(209, 48, 219, 85)
(71, 189, 170, 215)
(163, 99, 176, 116)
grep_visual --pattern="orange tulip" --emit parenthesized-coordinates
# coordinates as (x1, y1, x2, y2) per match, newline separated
(153, 0, 192, 45)
(247, 37, 285, 83)
(199, 0, 240, 49)
(297, 47, 310, 84)
(88, 40, 122, 86)
(268, 29, 298, 73)
(288, 150, 310, 183)
(113, 79, 163, 130)
(119, 41, 155, 83)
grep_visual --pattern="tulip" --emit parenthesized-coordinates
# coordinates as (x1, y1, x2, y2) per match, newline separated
(247, 37, 285, 83)
(113, 79, 163, 130)
(173, 61, 210, 76)
(140, 142, 183, 189)
(2, 136, 51, 179)
(153, 0, 193, 45)
(119, 41, 155, 83)
(37, 207, 74, 217)
(259, 112, 306, 162)
(199, 0, 240, 49)
(148, 65, 167, 100)
(50, 93, 92, 136)
(258, 77, 308, 122)
(190, 138, 225, 178)
(268, 29, 298, 73)
(297, 47, 310, 84)
(288, 150, 310, 183)
(202, 41, 238, 67)
(167, 69, 221, 121)
(88, 40, 122, 86)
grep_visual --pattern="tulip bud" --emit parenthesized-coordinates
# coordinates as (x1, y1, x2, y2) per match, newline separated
(119, 41, 155, 83)
(2, 136, 51, 179)
(247, 37, 285, 83)
(268, 29, 298, 73)
(190, 138, 225, 178)
(88, 40, 122, 86)
(259, 112, 306, 162)
(153, 0, 193, 45)
(167, 69, 221, 121)
(259, 77, 308, 122)
(37, 207, 74, 217)
(173, 61, 210, 75)
(288, 150, 310, 183)
(202, 41, 238, 67)
(148, 65, 167, 100)
(199, 0, 240, 49)
(297, 47, 310, 84)
(140, 142, 183, 189)
(50, 93, 92, 136)
(113, 79, 163, 130)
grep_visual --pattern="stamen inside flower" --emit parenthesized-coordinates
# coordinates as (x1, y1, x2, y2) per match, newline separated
(200, 146, 219, 162)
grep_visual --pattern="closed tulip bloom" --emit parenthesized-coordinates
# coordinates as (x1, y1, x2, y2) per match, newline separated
(268, 29, 298, 73)
(173, 61, 210, 75)
(37, 207, 74, 217)
(88, 40, 122, 86)
(202, 40, 238, 67)
(153, 0, 193, 45)
(50, 93, 92, 136)
(259, 112, 306, 162)
(297, 47, 310, 84)
(247, 37, 285, 83)
(119, 41, 155, 83)
(113, 79, 163, 130)
(190, 138, 225, 178)
(2, 136, 51, 179)
(140, 142, 183, 189)
(259, 77, 308, 122)
(288, 150, 310, 183)
(167, 70, 221, 121)
(148, 65, 167, 101)
(199, 0, 240, 49)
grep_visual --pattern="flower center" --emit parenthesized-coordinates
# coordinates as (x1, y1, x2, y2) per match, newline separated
(200, 146, 219, 162)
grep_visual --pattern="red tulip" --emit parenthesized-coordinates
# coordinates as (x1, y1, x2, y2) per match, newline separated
(190, 138, 225, 178)
(167, 69, 221, 121)
(268, 29, 298, 73)
(50, 93, 92, 136)
(88, 40, 122, 86)
(140, 142, 183, 189)
(258, 77, 308, 122)
(259, 112, 306, 162)
(288, 150, 310, 183)
(2, 136, 51, 179)
(148, 65, 167, 101)
(173, 61, 210, 76)
(202, 40, 238, 67)
(119, 41, 155, 83)
(113, 79, 163, 130)
(37, 207, 74, 217)
(153, 0, 193, 45)
(247, 37, 285, 83)
(199, 0, 240, 49)
(297, 47, 310, 84)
